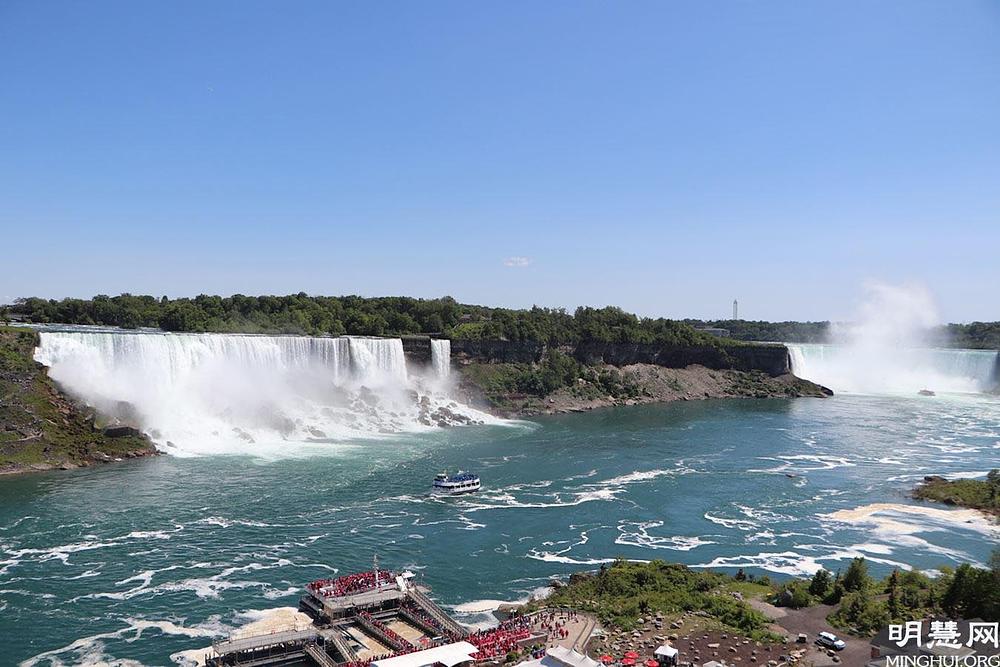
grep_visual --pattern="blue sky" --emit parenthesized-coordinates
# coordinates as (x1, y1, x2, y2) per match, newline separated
(2, 1, 998, 322)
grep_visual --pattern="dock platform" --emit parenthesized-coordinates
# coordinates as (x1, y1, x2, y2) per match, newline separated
(207, 565, 532, 667)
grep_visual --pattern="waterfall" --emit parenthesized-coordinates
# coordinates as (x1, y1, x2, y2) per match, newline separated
(430, 339, 451, 379)
(347, 337, 408, 385)
(34, 331, 493, 457)
(788, 343, 999, 395)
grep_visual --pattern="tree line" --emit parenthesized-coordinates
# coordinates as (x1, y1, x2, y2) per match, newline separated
(10, 294, 996, 348)
(5, 294, 724, 347)
(775, 553, 1000, 634)
(685, 318, 1000, 349)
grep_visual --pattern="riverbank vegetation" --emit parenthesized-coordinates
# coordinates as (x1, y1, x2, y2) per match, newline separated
(529, 559, 779, 642)
(0, 327, 155, 472)
(5, 294, 729, 347)
(683, 319, 1000, 349)
(459, 350, 645, 410)
(10, 294, 1000, 348)
(774, 555, 1000, 636)
(682, 319, 830, 343)
(913, 472, 1000, 515)
(458, 352, 827, 415)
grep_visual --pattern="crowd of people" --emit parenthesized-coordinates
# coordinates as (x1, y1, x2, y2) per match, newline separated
(308, 570, 396, 598)
(531, 609, 581, 643)
(467, 617, 534, 660)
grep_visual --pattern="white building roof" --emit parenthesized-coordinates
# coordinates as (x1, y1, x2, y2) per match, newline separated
(654, 645, 677, 658)
(517, 646, 601, 667)
(372, 642, 478, 667)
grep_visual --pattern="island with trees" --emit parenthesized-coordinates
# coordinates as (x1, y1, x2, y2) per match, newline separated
(913, 471, 1000, 518)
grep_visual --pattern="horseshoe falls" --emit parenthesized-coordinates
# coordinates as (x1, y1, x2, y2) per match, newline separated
(33, 331, 493, 457)
(788, 343, 1000, 395)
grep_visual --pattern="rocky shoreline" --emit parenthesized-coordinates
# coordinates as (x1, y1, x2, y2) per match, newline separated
(912, 474, 1000, 520)
(0, 327, 158, 476)
(456, 362, 832, 418)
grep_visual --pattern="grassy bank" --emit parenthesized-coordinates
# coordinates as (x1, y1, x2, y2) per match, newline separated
(527, 560, 779, 642)
(532, 556, 999, 645)
(0, 327, 156, 473)
(913, 472, 1000, 516)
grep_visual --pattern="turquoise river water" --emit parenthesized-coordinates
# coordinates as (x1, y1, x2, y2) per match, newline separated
(2, 391, 999, 665)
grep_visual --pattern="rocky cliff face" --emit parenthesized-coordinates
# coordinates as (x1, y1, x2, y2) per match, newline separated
(400, 335, 433, 363)
(0, 327, 157, 474)
(572, 341, 790, 376)
(439, 339, 790, 376)
(447, 339, 545, 364)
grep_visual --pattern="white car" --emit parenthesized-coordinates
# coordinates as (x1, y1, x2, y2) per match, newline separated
(816, 631, 846, 651)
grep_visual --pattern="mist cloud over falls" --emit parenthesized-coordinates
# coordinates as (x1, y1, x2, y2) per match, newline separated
(788, 284, 999, 394)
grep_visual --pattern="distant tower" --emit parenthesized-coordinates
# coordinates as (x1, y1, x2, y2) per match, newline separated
(733, 299, 739, 320)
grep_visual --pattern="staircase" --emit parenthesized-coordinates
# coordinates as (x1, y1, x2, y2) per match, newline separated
(319, 627, 358, 662)
(305, 642, 339, 667)
(409, 589, 467, 637)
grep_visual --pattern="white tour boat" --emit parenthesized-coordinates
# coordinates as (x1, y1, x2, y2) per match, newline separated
(432, 471, 481, 495)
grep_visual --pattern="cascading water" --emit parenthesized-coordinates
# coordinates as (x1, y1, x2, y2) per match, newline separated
(34, 331, 494, 457)
(787, 282, 1000, 395)
(430, 339, 451, 379)
(788, 344, 999, 395)
(346, 336, 408, 385)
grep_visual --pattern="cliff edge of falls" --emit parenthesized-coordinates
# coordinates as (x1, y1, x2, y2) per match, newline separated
(0, 327, 156, 475)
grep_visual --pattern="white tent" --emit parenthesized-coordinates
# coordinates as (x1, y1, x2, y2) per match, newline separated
(517, 646, 601, 667)
(372, 642, 478, 667)
(654, 645, 678, 659)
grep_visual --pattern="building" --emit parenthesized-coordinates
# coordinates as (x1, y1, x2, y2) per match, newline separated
(373, 642, 479, 667)
(517, 646, 601, 667)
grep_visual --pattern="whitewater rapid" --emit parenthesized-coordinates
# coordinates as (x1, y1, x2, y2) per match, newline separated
(34, 331, 496, 457)
(788, 343, 999, 395)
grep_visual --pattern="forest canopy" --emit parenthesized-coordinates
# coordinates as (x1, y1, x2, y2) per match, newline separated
(6, 294, 999, 348)
(5, 294, 724, 347)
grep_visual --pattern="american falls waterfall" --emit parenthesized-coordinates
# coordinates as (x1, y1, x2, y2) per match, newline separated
(788, 343, 1000, 395)
(34, 331, 492, 457)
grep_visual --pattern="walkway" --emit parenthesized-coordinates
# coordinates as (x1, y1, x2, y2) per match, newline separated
(529, 609, 598, 653)
(748, 599, 869, 667)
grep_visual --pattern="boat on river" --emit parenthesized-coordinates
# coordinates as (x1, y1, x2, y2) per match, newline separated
(432, 471, 481, 495)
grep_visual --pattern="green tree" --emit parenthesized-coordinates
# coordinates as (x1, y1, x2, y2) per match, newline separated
(887, 570, 903, 621)
(842, 557, 871, 593)
(809, 569, 833, 598)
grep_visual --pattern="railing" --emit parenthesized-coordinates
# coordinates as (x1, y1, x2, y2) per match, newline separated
(320, 627, 359, 662)
(408, 589, 467, 637)
(397, 605, 442, 637)
(305, 642, 340, 667)
(356, 612, 412, 651)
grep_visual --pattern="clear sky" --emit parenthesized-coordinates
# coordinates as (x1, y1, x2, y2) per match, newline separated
(2, 1, 998, 322)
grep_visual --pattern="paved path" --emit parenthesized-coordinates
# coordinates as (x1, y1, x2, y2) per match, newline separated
(529, 609, 598, 653)
(749, 599, 869, 666)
